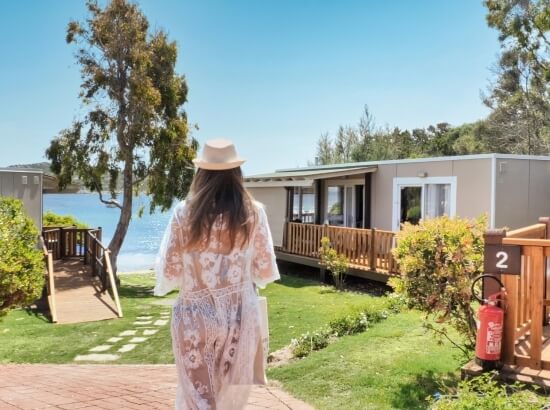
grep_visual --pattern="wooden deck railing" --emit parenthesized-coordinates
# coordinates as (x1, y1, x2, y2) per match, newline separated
(41, 226, 123, 319)
(487, 218, 550, 371)
(39, 236, 57, 323)
(42, 226, 100, 260)
(86, 231, 123, 318)
(280, 222, 398, 274)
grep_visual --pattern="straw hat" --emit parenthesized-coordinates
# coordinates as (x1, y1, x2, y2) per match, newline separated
(192, 138, 245, 170)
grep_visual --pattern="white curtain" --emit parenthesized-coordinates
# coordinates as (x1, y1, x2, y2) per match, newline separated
(424, 184, 450, 219)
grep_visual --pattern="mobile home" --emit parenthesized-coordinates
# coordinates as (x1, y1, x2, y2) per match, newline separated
(245, 154, 550, 280)
(0, 168, 43, 229)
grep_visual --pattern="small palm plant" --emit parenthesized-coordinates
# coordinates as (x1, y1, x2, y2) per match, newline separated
(318, 236, 349, 290)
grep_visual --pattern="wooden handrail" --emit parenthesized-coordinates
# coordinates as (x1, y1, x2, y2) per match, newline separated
(507, 223, 546, 239)
(104, 250, 123, 318)
(40, 236, 57, 323)
(86, 231, 123, 318)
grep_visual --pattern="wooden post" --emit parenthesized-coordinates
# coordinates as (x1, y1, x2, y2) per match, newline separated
(538, 217, 550, 325)
(59, 227, 65, 259)
(369, 228, 376, 270)
(530, 246, 544, 369)
(501, 272, 518, 364)
(483, 229, 506, 300)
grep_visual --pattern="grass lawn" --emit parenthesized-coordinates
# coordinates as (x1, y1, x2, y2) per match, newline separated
(0, 273, 175, 364)
(0, 273, 376, 363)
(268, 310, 462, 410)
(259, 274, 387, 351)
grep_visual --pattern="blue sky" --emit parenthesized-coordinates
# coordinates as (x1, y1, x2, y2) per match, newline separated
(0, 1, 500, 175)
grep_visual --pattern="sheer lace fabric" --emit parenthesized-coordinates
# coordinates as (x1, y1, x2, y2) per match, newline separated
(154, 200, 280, 410)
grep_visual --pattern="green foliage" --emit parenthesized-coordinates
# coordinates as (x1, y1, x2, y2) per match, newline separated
(482, 0, 550, 155)
(0, 197, 45, 317)
(43, 211, 88, 228)
(318, 237, 348, 290)
(429, 372, 546, 409)
(392, 216, 487, 355)
(290, 327, 333, 358)
(314, 106, 492, 165)
(290, 302, 395, 358)
(46, 0, 197, 271)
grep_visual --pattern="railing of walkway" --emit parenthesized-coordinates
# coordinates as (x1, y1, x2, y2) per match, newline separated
(281, 222, 398, 274)
(485, 217, 550, 371)
(86, 230, 123, 318)
(39, 236, 57, 323)
(41, 226, 123, 319)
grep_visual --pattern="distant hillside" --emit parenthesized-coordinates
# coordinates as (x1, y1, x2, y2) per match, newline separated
(8, 162, 53, 175)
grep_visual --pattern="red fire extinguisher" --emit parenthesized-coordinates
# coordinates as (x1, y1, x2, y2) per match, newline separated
(471, 274, 506, 371)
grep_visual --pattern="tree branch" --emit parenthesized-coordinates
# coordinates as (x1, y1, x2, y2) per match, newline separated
(93, 182, 122, 209)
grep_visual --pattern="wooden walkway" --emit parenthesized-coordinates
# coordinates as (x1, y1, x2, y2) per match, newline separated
(52, 258, 119, 324)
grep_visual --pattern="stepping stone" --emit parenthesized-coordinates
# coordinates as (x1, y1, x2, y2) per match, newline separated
(129, 337, 148, 343)
(133, 321, 152, 325)
(154, 319, 169, 326)
(74, 354, 120, 362)
(119, 330, 137, 336)
(136, 316, 153, 320)
(143, 329, 159, 336)
(118, 344, 137, 353)
(107, 337, 123, 343)
(89, 345, 111, 352)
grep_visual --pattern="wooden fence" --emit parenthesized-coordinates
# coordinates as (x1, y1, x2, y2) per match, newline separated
(485, 217, 550, 371)
(281, 222, 398, 274)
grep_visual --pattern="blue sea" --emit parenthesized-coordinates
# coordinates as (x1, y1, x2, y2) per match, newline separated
(44, 193, 174, 272)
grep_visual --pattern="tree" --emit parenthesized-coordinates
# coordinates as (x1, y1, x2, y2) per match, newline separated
(483, 0, 550, 154)
(46, 0, 197, 274)
(0, 197, 45, 317)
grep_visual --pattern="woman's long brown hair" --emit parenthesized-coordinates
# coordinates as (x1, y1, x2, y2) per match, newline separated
(184, 167, 255, 252)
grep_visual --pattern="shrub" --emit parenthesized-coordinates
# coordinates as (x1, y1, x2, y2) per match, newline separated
(290, 327, 333, 358)
(319, 236, 348, 290)
(0, 197, 45, 316)
(43, 211, 88, 228)
(290, 302, 396, 358)
(429, 372, 546, 409)
(392, 215, 487, 355)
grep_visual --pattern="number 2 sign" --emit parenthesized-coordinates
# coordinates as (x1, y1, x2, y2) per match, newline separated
(484, 245, 521, 275)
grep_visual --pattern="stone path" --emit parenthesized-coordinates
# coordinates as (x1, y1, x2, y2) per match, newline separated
(73, 311, 170, 363)
(0, 365, 314, 410)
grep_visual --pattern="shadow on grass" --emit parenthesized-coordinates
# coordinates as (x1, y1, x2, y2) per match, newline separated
(117, 283, 157, 299)
(391, 370, 459, 409)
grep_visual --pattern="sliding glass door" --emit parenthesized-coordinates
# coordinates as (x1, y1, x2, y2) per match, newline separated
(392, 177, 456, 231)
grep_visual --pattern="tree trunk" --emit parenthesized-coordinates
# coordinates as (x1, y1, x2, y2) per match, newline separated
(108, 158, 133, 281)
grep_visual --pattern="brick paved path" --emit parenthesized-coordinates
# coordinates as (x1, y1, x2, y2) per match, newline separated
(0, 365, 314, 410)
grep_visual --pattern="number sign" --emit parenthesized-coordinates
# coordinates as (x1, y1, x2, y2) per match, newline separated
(484, 244, 521, 275)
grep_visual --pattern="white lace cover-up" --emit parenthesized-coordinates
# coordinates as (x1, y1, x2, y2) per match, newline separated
(154, 200, 280, 410)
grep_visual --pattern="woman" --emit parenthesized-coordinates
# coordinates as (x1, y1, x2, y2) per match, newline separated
(154, 139, 280, 410)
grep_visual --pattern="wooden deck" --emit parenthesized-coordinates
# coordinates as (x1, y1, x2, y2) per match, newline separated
(41, 227, 123, 324)
(277, 222, 398, 282)
(52, 258, 119, 324)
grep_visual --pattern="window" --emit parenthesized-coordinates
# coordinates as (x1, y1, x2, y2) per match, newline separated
(292, 187, 315, 223)
(392, 177, 457, 231)
(327, 186, 344, 225)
